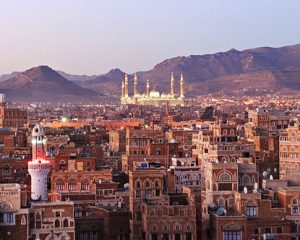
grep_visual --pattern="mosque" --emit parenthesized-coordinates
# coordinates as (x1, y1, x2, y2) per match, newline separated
(120, 72, 185, 106)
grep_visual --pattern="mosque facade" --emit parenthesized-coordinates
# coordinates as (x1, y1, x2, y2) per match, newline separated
(120, 72, 185, 106)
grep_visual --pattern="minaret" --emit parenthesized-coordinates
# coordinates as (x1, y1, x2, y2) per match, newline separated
(28, 124, 51, 201)
(146, 79, 150, 97)
(134, 73, 138, 97)
(170, 72, 174, 96)
(125, 74, 129, 97)
(180, 73, 184, 98)
(121, 81, 125, 98)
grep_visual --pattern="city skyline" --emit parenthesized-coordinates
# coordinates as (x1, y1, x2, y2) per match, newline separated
(0, 0, 300, 75)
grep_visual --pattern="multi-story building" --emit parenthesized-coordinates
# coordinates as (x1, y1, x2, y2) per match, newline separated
(0, 183, 76, 240)
(192, 122, 254, 166)
(279, 120, 300, 182)
(129, 163, 197, 240)
(122, 127, 181, 172)
(168, 156, 201, 193)
(109, 129, 126, 154)
(0, 94, 27, 128)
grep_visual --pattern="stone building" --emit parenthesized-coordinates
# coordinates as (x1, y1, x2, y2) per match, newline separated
(279, 120, 300, 182)
(129, 164, 197, 240)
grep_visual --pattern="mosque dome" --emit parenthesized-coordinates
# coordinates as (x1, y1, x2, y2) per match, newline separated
(149, 90, 160, 98)
(32, 124, 45, 137)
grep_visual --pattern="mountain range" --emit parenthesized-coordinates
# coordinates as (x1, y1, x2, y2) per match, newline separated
(1, 43, 300, 101)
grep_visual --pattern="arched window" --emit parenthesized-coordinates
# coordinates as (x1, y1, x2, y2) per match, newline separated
(145, 180, 151, 188)
(81, 180, 89, 191)
(174, 225, 181, 232)
(218, 172, 232, 182)
(63, 219, 68, 227)
(55, 219, 60, 228)
(136, 181, 141, 188)
(185, 224, 192, 231)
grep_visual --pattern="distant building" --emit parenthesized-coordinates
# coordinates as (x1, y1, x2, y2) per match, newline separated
(121, 73, 184, 106)
(0, 94, 27, 128)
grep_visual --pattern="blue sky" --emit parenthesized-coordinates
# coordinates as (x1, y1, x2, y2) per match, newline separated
(0, 0, 299, 75)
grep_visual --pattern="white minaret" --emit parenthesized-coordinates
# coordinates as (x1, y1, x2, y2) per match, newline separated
(28, 124, 51, 201)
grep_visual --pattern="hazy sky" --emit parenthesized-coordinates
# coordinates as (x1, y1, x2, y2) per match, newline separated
(0, 0, 299, 75)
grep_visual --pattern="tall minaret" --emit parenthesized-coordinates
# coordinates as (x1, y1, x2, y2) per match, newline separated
(124, 74, 129, 97)
(121, 81, 125, 98)
(134, 73, 138, 97)
(146, 79, 150, 97)
(28, 124, 51, 201)
(180, 73, 184, 98)
(170, 72, 174, 96)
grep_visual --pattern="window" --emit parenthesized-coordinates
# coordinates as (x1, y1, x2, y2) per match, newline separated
(136, 212, 142, 221)
(155, 189, 160, 197)
(81, 182, 89, 191)
(218, 183, 232, 191)
(141, 139, 147, 145)
(162, 234, 169, 240)
(55, 211, 61, 217)
(264, 228, 272, 234)
(68, 183, 77, 191)
(56, 183, 64, 191)
(292, 206, 299, 215)
(151, 234, 158, 240)
(55, 219, 60, 227)
(0, 213, 14, 224)
(145, 190, 152, 199)
(246, 207, 257, 217)
(63, 219, 69, 227)
(224, 231, 241, 240)
(277, 227, 282, 234)
(75, 210, 82, 218)
(185, 233, 192, 240)
(254, 228, 259, 234)
(175, 233, 181, 240)
(135, 190, 141, 198)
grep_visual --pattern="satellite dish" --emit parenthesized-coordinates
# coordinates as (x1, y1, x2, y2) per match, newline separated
(269, 175, 273, 180)
(124, 183, 129, 189)
(209, 202, 218, 210)
(243, 186, 248, 194)
(263, 171, 268, 178)
(216, 207, 225, 216)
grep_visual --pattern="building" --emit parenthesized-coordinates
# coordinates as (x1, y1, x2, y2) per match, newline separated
(0, 94, 27, 128)
(129, 163, 197, 240)
(121, 73, 184, 106)
(279, 120, 300, 182)
(28, 124, 51, 201)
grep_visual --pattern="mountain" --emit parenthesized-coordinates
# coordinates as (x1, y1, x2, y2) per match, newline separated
(77, 43, 300, 96)
(1, 43, 300, 100)
(137, 44, 300, 96)
(0, 72, 20, 82)
(77, 69, 127, 96)
(56, 70, 97, 82)
(0, 66, 97, 101)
